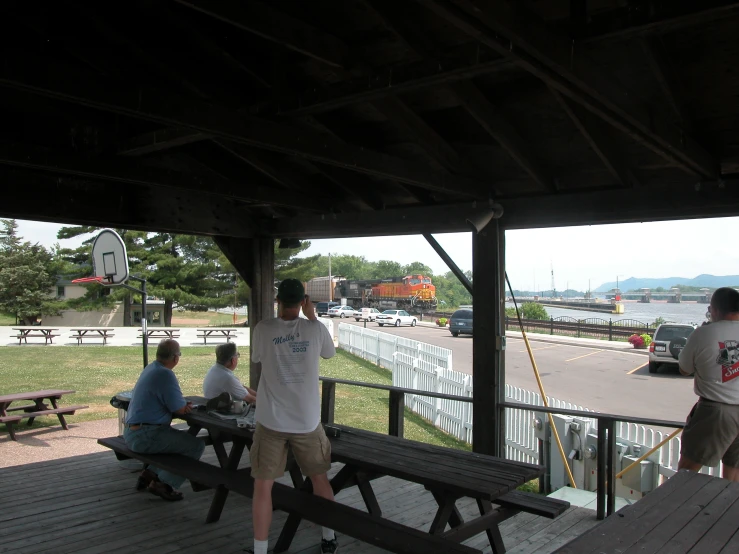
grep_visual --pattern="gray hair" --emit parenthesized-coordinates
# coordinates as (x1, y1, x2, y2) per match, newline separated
(156, 339, 180, 361)
(216, 342, 238, 365)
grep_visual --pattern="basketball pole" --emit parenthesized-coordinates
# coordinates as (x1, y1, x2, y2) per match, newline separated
(121, 277, 148, 368)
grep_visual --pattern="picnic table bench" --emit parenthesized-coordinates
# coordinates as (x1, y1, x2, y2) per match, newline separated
(12, 326, 60, 345)
(70, 327, 115, 345)
(195, 328, 240, 344)
(99, 396, 568, 554)
(554, 470, 739, 553)
(137, 328, 180, 340)
(0, 389, 87, 440)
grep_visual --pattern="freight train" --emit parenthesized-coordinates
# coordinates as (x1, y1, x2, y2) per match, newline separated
(305, 275, 437, 313)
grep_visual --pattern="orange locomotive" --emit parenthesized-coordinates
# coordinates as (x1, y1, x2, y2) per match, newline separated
(334, 274, 437, 313)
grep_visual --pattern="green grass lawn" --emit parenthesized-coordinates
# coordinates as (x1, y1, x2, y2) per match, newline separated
(171, 310, 245, 327)
(0, 346, 468, 450)
(0, 312, 15, 326)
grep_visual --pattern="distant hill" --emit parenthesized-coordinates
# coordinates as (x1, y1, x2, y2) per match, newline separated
(595, 274, 739, 292)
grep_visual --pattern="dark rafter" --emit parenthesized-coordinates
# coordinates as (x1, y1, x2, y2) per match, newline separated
(639, 38, 690, 128)
(550, 88, 640, 189)
(0, 169, 256, 238)
(118, 128, 210, 156)
(422, 0, 718, 179)
(0, 57, 491, 197)
(581, 2, 739, 42)
(368, 1, 551, 190)
(174, 0, 349, 69)
(0, 139, 331, 212)
(452, 82, 555, 192)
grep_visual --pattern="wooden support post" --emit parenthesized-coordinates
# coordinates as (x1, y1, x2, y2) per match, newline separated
(472, 220, 504, 456)
(321, 380, 336, 424)
(249, 239, 275, 390)
(388, 389, 405, 438)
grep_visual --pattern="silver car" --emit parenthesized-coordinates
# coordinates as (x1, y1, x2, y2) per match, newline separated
(648, 323, 696, 373)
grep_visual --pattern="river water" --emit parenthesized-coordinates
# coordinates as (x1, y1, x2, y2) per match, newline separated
(505, 301, 708, 325)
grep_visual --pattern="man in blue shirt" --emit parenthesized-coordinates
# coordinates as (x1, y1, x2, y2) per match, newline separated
(124, 339, 205, 501)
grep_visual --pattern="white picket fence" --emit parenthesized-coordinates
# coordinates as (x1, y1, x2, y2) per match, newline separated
(337, 323, 721, 479)
(338, 323, 452, 371)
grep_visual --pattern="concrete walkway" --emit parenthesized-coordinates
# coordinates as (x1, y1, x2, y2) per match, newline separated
(0, 326, 250, 347)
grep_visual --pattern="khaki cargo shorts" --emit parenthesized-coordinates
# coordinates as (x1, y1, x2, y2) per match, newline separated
(250, 423, 331, 480)
(681, 399, 739, 467)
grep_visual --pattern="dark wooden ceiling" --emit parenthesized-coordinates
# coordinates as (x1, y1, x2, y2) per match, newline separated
(1, 0, 739, 238)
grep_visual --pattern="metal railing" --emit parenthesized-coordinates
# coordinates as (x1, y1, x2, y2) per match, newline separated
(318, 376, 684, 521)
(505, 316, 656, 340)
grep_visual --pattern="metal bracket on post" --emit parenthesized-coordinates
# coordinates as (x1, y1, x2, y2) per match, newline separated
(121, 276, 148, 368)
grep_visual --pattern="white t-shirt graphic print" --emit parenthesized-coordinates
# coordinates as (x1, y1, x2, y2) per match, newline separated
(679, 320, 739, 404)
(251, 317, 335, 433)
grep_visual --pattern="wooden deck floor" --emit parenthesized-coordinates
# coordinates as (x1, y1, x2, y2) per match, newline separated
(0, 449, 600, 554)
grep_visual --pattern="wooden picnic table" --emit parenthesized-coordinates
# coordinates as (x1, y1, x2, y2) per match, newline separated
(12, 326, 60, 345)
(0, 389, 87, 440)
(177, 397, 554, 554)
(70, 327, 115, 345)
(137, 328, 180, 340)
(554, 470, 739, 553)
(195, 328, 240, 344)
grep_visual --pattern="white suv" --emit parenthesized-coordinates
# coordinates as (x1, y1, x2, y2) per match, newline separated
(648, 323, 696, 373)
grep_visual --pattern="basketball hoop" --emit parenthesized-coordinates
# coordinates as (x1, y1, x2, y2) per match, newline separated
(71, 276, 107, 284)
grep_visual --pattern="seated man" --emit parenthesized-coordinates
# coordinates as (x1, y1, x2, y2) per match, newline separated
(203, 342, 257, 404)
(124, 339, 205, 501)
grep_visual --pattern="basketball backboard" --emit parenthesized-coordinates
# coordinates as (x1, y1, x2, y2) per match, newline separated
(92, 229, 129, 285)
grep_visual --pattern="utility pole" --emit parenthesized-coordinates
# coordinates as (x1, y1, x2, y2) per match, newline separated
(550, 261, 556, 298)
(328, 253, 332, 301)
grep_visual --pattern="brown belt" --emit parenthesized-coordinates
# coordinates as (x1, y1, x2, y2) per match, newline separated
(127, 423, 160, 431)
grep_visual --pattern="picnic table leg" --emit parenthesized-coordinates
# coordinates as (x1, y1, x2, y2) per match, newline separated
(5, 421, 17, 441)
(429, 489, 463, 529)
(275, 476, 315, 553)
(429, 493, 463, 535)
(0, 403, 16, 440)
(477, 499, 506, 554)
(206, 438, 246, 523)
(356, 475, 382, 517)
(48, 397, 69, 430)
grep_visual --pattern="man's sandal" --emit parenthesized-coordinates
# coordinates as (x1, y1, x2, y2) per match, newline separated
(147, 480, 184, 501)
(136, 469, 159, 491)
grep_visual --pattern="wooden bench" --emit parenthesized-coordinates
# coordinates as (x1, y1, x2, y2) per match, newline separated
(13, 333, 60, 345)
(70, 329, 115, 345)
(137, 332, 181, 339)
(195, 328, 239, 344)
(494, 490, 570, 519)
(98, 436, 479, 554)
(0, 405, 87, 440)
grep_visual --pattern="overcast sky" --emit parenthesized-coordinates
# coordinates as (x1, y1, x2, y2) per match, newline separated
(14, 217, 739, 292)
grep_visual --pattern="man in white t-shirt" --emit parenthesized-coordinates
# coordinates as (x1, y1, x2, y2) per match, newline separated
(248, 279, 337, 554)
(678, 287, 739, 481)
(202, 342, 257, 404)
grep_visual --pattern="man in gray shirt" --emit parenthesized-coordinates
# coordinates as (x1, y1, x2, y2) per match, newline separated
(203, 342, 257, 403)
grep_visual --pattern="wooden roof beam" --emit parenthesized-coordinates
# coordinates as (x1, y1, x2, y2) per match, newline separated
(423, 0, 718, 179)
(118, 128, 211, 156)
(0, 139, 332, 212)
(0, 169, 256, 238)
(0, 57, 492, 197)
(582, 2, 739, 42)
(174, 0, 349, 69)
(550, 87, 640, 189)
(452, 81, 555, 192)
(640, 38, 690, 128)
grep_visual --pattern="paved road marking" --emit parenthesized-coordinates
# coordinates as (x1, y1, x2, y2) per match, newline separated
(565, 350, 604, 362)
(519, 345, 560, 353)
(627, 362, 648, 375)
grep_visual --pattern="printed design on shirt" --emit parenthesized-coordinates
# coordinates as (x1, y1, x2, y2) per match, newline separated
(272, 330, 311, 385)
(717, 340, 739, 382)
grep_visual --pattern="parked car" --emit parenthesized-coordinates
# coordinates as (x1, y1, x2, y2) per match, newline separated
(316, 301, 339, 316)
(328, 305, 355, 318)
(648, 323, 696, 373)
(354, 307, 381, 322)
(450, 308, 473, 337)
(377, 309, 417, 327)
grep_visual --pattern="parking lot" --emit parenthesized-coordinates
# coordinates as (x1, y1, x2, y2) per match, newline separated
(332, 318, 697, 423)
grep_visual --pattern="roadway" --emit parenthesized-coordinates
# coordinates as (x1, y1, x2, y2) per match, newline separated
(327, 318, 697, 423)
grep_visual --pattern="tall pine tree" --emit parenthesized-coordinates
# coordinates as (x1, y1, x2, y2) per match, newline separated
(0, 219, 63, 324)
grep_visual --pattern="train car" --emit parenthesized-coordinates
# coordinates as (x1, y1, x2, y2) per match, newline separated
(334, 275, 437, 313)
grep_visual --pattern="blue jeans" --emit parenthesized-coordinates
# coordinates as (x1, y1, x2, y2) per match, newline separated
(124, 425, 205, 490)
